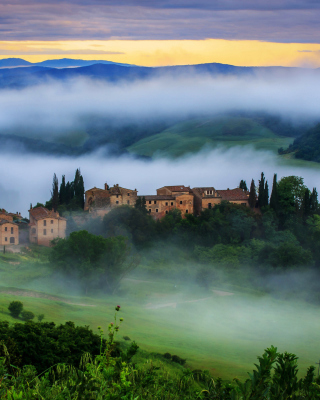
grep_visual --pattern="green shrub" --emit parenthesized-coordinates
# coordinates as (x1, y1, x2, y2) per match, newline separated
(37, 314, 45, 322)
(8, 301, 23, 318)
(21, 311, 35, 321)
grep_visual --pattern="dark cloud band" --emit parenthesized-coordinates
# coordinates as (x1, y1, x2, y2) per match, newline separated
(0, 1, 320, 42)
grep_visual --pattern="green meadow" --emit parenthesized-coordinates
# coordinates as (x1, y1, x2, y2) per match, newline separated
(127, 117, 294, 158)
(0, 249, 319, 381)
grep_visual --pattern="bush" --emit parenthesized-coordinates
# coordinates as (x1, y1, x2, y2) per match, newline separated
(8, 301, 23, 318)
(21, 311, 35, 321)
(163, 352, 171, 359)
(171, 355, 186, 365)
(37, 314, 45, 322)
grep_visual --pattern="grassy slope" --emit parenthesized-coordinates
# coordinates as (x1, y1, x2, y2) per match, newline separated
(127, 117, 294, 158)
(0, 250, 318, 380)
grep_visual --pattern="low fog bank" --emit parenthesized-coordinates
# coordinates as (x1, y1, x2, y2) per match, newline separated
(0, 146, 319, 216)
(0, 72, 320, 135)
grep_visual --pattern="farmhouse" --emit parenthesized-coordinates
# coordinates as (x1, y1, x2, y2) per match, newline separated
(29, 206, 67, 247)
(84, 183, 138, 218)
(83, 181, 250, 220)
(0, 219, 19, 246)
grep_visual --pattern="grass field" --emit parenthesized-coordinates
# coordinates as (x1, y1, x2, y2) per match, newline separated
(0, 250, 319, 380)
(127, 117, 294, 158)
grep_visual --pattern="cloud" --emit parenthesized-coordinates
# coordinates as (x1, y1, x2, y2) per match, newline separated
(0, 2, 320, 42)
(298, 50, 314, 53)
(0, 49, 124, 55)
(0, 72, 319, 136)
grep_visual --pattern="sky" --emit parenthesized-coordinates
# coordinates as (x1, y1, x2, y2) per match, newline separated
(0, 0, 320, 67)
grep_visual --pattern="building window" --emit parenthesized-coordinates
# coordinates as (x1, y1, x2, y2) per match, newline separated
(154, 201, 156, 204)
(31, 228, 36, 234)
(166, 210, 168, 214)
(208, 203, 212, 209)
(241, 203, 246, 206)
(149, 201, 151, 204)
(165, 202, 168, 206)
(171, 202, 174, 206)
(127, 193, 130, 196)
(116, 201, 119, 204)
(116, 194, 119, 198)
(186, 210, 188, 213)
(10, 237, 15, 244)
(180, 201, 182, 205)
(4, 227, 7, 232)
(5, 237, 7, 242)
(156, 209, 158, 213)
(43, 229, 46, 235)
(11, 227, 13, 234)
(51, 220, 54, 224)
(51, 229, 54, 233)
(127, 200, 130, 205)
(43, 220, 47, 226)
(149, 209, 151, 213)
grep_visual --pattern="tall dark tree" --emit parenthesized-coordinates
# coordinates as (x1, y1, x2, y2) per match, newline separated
(135, 196, 147, 214)
(59, 175, 66, 205)
(65, 181, 74, 205)
(74, 168, 85, 209)
(51, 173, 59, 212)
(263, 181, 269, 207)
(239, 180, 248, 191)
(310, 188, 318, 212)
(303, 188, 311, 218)
(258, 172, 266, 208)
(270, 173, 279, 213)
(249, 179, 256, 208)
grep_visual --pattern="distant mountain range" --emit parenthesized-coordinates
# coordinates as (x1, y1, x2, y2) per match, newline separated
(0, 57, 319, 89)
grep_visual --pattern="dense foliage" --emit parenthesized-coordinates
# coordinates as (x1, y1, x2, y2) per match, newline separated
(279, 123, 320, 162)
(50, 230, 136, 293)
(1, 309, 320, 399)
(0, 320, 103, 373)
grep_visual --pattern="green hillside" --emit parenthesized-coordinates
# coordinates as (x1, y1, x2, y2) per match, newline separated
(127, 117, 294, 158)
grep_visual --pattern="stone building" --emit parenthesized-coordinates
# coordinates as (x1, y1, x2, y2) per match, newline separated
(216, 188, 250, 207)
(0, 217, 19, 246)
(192, 187, 249, 214)
(29, 206, 67, 247)
(84, 183, 138, 218)
(141, 185, 194, 219)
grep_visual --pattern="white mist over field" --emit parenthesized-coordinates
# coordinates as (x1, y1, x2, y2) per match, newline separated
(0, 146, 319, 216)
(0, 71, 319, 134)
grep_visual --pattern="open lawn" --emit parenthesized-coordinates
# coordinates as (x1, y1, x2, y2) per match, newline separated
(127, 117, 294, 158)
(0, 251, 318, 380)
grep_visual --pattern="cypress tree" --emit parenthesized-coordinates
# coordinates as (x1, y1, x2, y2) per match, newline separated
(249, 179, 256, 208)
(239, 180, 248, 191)
(59, 175, 66, 205)
(258, 172, 265, 208)
(303, 188, 310, 218)
(264, 181, 269, 207)
(270, 173, 279, 213)
(310, 188, 318, 212)
(51, 173, 59, 212)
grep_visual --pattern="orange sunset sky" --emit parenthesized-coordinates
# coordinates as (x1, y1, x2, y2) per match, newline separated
(0, 1, 320, 67)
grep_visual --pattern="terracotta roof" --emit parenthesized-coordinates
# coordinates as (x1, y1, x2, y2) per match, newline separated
(142, 195, 175, 201)
(216, 188, 249, 201)
(29, 207, 66, 221)
(192, 187, 218, 197)
(164, 185, 191, 192)
(0, 219, 16, 225)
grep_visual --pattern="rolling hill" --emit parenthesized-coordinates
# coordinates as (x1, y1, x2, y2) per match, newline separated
(127, 116, 295, 158)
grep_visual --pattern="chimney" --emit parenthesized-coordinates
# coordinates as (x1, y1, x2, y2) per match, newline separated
(104, 183, 108, 190)
(30, 203, 33, 209)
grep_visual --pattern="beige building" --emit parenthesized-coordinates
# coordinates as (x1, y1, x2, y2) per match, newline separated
(140, 185, 194, 219)
(192, 187, 249, 214)
(84, 183, 138, 218)
(0, 220, 19, 246)
(29, 207, 67, 247)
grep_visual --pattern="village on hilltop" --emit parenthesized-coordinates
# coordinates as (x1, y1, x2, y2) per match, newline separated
(0, 183, 252, 249)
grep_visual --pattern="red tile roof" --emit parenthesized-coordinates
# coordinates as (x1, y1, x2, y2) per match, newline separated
(216, 188, 249, 201)
(29, 207, 66, 220)
(163, 185, 191, 192)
